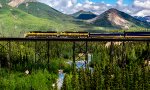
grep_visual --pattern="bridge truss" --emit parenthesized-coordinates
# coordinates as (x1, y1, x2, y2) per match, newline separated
(0, 38, 150, 71)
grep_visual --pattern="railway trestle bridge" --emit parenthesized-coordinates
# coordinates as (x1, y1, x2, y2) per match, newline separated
(0, 38, 150, 71)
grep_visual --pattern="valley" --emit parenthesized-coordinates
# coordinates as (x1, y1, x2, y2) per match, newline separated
(0, 0, 150, 37)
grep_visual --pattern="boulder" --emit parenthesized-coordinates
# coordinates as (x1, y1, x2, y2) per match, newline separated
(144, 60, 150, 66)
(105, 42, 122, 48)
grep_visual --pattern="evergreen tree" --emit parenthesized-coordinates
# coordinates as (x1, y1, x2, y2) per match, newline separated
(78, 68, 85, 90)
(61, 74, 68, 90)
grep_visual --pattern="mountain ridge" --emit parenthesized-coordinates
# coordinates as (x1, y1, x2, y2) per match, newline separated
(134, 16, 150, 22)
(0, 0, 83, 37)
(18, 2, 81, 31)
(88, 8, 150, 29)
(72, 10, 97, 20)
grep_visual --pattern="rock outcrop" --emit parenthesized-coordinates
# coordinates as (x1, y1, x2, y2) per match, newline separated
(0, 3, 2, 8)
(144, 60, 150, 66)
(8, 0, 37, 7)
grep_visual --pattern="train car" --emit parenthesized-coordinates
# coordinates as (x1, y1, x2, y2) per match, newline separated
(89, 33, 124, 38)
(24, 31, 59, 38)
(90, 32, 150, 38)
(59, 31, 89, 38)
(125, 32, 150, 38)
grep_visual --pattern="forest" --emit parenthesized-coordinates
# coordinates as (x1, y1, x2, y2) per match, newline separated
(0, 41, 150, 90)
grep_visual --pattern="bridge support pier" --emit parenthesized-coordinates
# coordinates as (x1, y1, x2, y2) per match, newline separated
(0, 41, 12, 69)
(72, 41, 88, 70)
(34, 41, 51, 71)
(47, 41, 50, 71)
(122, 41, 127, 68)
(110, 42, 114, 64)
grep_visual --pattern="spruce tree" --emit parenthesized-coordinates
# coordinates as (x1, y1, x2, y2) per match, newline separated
(61, 74, 68, 90)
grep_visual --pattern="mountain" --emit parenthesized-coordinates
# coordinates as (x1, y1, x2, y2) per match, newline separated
(88, 8, 150, 29)
(0, 6, 61, 37)
(134, 16, 150, 22)
(17, 2, 81, 31)
(72, 10, 97, 20)
(1, 0, 150, 37)
(18, 2, 73, 21)
(0, 0, 83, 37)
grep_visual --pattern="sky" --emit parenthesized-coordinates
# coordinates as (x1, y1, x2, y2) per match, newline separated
(38, 0, 150, 16)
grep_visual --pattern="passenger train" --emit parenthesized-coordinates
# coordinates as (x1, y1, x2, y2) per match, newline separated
(24, 31, 150, 38)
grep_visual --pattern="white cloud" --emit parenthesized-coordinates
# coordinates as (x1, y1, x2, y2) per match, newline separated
(85, 0, 93, 4)
(117, 0, 123, 6)
(37, 0, 150, 16)
(132, 0, 150, 16)
(134, 9, 150, 16)
(38, 0, 78, 13)
(38, 0, 112, 14)
(134, 0, 150, 9)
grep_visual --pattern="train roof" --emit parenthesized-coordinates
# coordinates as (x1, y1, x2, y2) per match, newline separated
(125, 32, 150, 34)
(29, 31, 57, 33)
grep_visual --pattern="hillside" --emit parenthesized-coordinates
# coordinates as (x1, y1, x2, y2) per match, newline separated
(17, 2, 82, 31)
(88, 8, 150, 29)
(0, 7, 60, 37)
(18, 2, 73, 21)
(0, 0, 83, 37)
(0, 0, 9, 6)
(0, 3, 82, 37)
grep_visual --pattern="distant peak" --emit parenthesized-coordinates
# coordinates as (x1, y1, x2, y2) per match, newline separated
(108, 8, 118, 11)
(103, 8, 120, 15)
(80, 10, 84, 12)
(145, 16, 150, 18)
(107, 8, 119, 12)
(78, 10, 94, 15)
(79, 10, 84, 12)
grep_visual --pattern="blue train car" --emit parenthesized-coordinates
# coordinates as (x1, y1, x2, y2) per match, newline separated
(125, 32, 150, 36)
(89, 33, 124, 38)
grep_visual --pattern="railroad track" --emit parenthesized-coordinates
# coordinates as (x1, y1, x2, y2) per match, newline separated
(0, 37, 150, 41)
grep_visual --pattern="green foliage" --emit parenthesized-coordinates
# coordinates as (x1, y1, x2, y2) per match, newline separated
(61, 42, 150, 90)
(0, 69, 57, 90)
(0, 41, 150, 90)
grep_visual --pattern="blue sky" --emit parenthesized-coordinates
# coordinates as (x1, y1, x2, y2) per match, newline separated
(79, 0, 118, 4)
(78, 0, 133, 5)
(39, 0, 150, 16)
